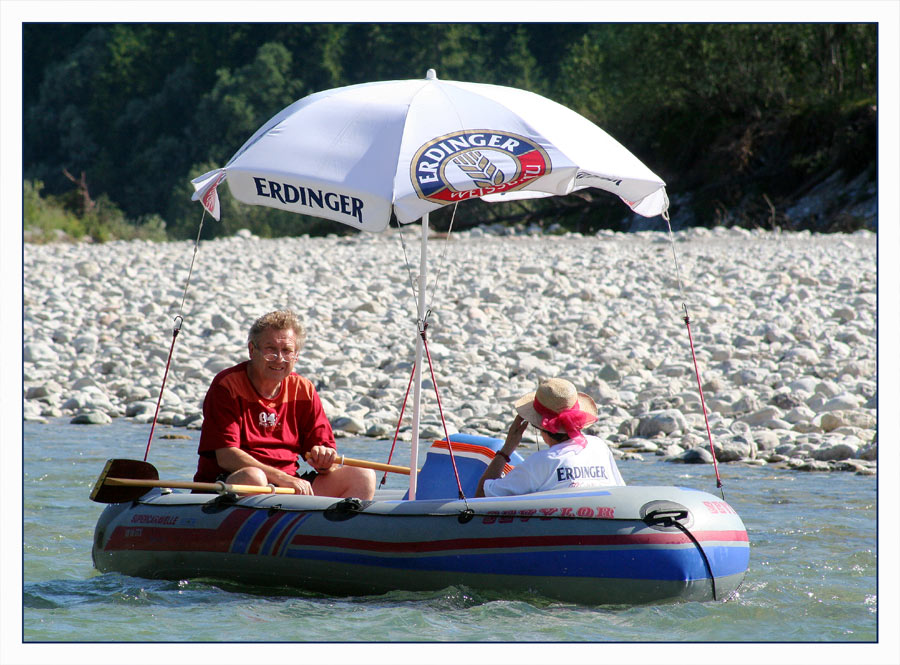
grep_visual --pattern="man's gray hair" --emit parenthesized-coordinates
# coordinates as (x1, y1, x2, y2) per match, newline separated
(248, 310, 306, 347)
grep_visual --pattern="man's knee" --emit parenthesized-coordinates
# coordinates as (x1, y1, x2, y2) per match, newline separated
(350, 466, 376, 485)
(354, 467, 376, 499)
(314, 466, 375, 499)
(227, 467, 267, 486)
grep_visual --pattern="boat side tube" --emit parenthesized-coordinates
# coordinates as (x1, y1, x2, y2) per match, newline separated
(92, 484, 748, 604)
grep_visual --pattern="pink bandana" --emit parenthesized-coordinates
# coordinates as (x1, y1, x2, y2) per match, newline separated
(532, 398, 596, 447)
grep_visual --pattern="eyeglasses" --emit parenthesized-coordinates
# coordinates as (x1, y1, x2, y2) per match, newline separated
(253, 342, 299, 363)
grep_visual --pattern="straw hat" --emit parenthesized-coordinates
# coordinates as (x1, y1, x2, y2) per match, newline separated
(514, 378, 598, 432)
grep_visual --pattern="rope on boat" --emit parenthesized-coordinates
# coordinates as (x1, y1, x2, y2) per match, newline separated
(644, 508, 718, 601)
(143, 210, 208, 462)
(394, 218, 421, 319)
(682, 305, 724, 498)
(143, 315, 182, 462)
(425, 202, 459, 317)
(662, 210, 724, 499)
(394, 203, 458, 320)
(420, 321, 469, 507)
(380, 361, 417, 488)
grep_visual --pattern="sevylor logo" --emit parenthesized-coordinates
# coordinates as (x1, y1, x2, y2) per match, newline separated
(411, 130, 550, 203)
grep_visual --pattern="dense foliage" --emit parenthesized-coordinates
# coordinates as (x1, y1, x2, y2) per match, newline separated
(23, 23, 877, 240)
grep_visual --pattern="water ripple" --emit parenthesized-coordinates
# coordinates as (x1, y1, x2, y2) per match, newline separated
(23, 419, 878, 643)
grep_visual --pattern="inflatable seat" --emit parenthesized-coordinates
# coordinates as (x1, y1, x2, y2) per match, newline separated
(406, 432, 526, 499)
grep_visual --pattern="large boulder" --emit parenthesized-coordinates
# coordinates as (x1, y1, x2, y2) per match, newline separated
(636, 409, 688, 437)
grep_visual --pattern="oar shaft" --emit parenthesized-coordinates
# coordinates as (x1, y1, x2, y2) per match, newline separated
(104, 477, 296, 495)
(337, 456, 411, 475)
(96, 456, 411, 502)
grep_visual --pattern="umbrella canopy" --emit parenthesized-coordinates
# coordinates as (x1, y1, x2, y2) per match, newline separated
(192, 69, 668, 230)
(191, 69, 670, 500)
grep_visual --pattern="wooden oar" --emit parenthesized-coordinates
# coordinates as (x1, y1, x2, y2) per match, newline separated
(326, 454, 411, 476)
(89, 458, 295, 503)
(90, 455, 412, 504)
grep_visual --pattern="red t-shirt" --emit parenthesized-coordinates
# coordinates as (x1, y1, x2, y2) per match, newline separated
(194, 361, 336, 483)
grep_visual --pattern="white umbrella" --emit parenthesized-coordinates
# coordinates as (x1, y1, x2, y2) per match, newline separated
(192, 69, 669, 498)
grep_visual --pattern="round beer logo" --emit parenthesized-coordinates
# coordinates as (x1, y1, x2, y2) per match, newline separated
(411, 130, 551, 203)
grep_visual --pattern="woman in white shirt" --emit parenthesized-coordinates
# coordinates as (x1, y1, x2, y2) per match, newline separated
(476, 378, 625, 497)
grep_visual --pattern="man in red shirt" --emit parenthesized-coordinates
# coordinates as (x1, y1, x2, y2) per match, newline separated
(194, 310, 375, 499)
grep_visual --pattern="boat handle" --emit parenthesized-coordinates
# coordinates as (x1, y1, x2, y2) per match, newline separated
(643, 508, 689, 527)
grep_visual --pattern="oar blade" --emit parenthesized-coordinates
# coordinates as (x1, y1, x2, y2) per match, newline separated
(90, 458, 159, 503)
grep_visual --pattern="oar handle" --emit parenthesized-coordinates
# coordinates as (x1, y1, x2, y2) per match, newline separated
(333, 455, 411, 475)
(104, 477, 296, 495)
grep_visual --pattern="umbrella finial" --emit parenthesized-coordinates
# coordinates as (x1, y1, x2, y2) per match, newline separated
(426, 68, 437, 80)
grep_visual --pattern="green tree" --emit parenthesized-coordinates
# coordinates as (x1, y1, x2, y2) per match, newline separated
(189, 42, 305, 166)
(22, 23, 878, 239)
(493, 24, 542, 92)
(24, 27, 110, 193)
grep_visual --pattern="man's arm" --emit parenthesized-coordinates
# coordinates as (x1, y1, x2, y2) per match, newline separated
(215, 447, 310, 492)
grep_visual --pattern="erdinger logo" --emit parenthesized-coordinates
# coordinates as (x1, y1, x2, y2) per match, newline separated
(411, 130, 550, 203)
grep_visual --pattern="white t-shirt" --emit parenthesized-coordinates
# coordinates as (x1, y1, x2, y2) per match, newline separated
(482, 435, 625, 497)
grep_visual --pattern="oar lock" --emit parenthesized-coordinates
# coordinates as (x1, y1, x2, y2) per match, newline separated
(324, 497, 370, 521)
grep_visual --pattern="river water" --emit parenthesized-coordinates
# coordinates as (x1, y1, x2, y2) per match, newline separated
(11, 417, 895, 664)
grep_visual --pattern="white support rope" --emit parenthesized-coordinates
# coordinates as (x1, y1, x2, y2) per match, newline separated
(394, 218, 421, 319)
(662, 209, 687, 304)
(178, 209, 208, 318)
(425, 202, 459, 319)
(394, 202, 460, 326)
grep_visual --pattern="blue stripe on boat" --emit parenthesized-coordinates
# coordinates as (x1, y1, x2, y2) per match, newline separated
(283, 543, 749, 580)
(273, 513, 312, 557)
(232, 510, 271, 554)
(260, 512, 301, 556)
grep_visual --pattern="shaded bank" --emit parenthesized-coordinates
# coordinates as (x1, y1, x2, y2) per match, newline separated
(22, 23, 878, 241)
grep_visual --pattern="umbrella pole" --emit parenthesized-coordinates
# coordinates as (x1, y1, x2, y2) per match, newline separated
(408, 212, 429, 500)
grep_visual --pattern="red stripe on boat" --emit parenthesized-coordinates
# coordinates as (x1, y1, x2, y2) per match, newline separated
(270, 513, 308, 556)
(287, 529, 748, 554)
(104, 508, 257, 552)
(247, 513, 287, 555)
(431, 440, 513, 472)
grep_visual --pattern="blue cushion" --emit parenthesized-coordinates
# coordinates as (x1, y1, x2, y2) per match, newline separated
(404, 433, 525, 500)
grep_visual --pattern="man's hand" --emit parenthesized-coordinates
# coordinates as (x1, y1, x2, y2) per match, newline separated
(276, 470, 314, 495)
(215, 448, 314, 495)
(305, 445, 337, 473)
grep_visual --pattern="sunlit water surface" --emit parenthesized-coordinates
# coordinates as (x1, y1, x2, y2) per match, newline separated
(19, 418, 880, 655)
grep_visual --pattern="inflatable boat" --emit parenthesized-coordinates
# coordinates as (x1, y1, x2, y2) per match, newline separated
(92, 435, 749, 605)
(91, 75, 751, 605)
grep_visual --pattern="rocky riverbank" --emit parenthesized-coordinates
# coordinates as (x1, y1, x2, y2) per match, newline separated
(23, 226, 877, 475)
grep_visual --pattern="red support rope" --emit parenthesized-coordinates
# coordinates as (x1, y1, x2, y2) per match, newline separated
(142, 208, 207, 462)
(663, 211, 724, 498)
(143, 316, 183, 462)
(380, 361, 416, 488)
(420, 322, 468, 503)
(682, 305, 724, 499)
